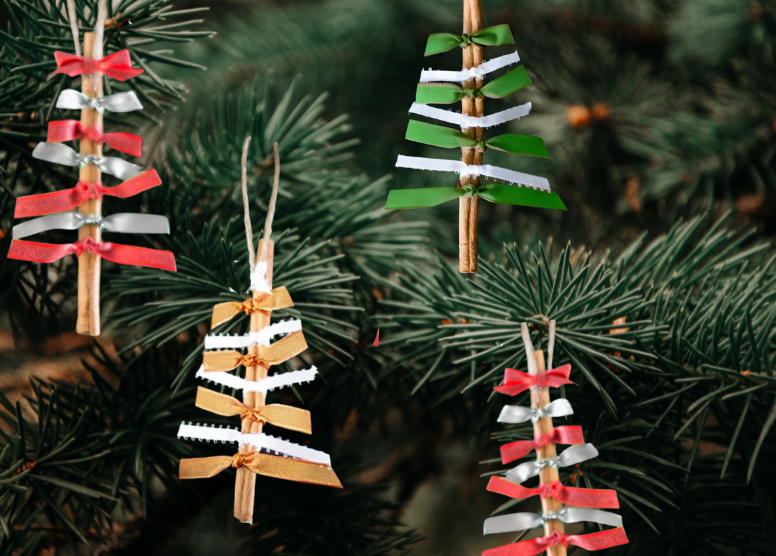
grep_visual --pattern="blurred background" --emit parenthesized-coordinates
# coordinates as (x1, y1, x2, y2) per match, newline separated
(2, 1, 776, 555)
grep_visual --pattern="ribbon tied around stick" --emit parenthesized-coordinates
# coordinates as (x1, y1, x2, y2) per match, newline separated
(484, 506, 623, 535)
(416, 66, 531, 104)
(48, 121, 143, 157)
(13, 212, 169, 239)
(500, 425, 584, 464)
(7, 237, 176, 271)
(33, 143, 143, 181)
(494, 364, 574, 396)
(202, 330, 307, 372)
(57, 89, 143, 113)
(409, 102, 532, 129)
(424, 24, 515, 56)
(406, 120, 549, 158)
(14, 171, 162, 218)
(487, 476, 620, 509)
(505, 444, 599, 484)
(498, 398, 574, 424)
(53, 49, 143, 81)
(195, 387, 311, 434)
(483, 529, 629, 556)
(179, 451, 342, 487)
(211, 286, 294, 328)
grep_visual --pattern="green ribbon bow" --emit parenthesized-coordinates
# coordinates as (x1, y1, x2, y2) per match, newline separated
(385, 184, 566, 211)
(405, 120, 549, 158)
(416, 66, 531, 104)
(424, 24, 515, 56)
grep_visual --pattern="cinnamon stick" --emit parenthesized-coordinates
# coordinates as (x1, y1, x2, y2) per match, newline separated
(76, 32, 102, 336)
(234, 239, 273, 523)
(459, 0, 483, 273)
(530, 348, 567, 556)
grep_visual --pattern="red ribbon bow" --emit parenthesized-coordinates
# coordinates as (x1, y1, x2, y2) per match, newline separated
(494, 363, 574, 396)
(14, 170, 162, 218)
(500, 426, 585, 464)
(483, 528, 629, 556)
(486, 476, 620, 509)
(8, 237, 176, 271)
(47, 121, 142, 157)
(53, 50, 143, 81)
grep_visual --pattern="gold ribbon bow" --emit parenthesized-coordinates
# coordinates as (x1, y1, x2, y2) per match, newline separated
(211, 287, 294, 328)
(195, 387, 312, 434)
(179, 451, 342, 487)
(202, 331, 307, 372)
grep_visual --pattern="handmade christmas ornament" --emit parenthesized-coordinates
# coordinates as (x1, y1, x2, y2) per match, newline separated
(483, 321, 628, 556)
(178, 138, 341, 525)
(385, 0, 565, 273)
(7, 2, 175, 336)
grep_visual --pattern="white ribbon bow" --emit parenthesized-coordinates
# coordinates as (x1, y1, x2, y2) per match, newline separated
(409, 102, 532, 129)
(498, 398, 574, 424)
(13, 212, 169, 239)
(420, 51, 521, 83)
(194, 365, 318, 394)
(57, 89, 143, 114)
(33, 143, 143, 181)
(177, 422, 330, 465)
(204, 319, 302, 350)
(484, 506, 623, 534)
(505, 444, 599, 484)
(395, 155, 550, 191)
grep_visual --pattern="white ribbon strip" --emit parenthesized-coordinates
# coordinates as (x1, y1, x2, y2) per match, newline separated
(483, 506, 622, 534)
(204, 319, 302, 350)
(57, 89, 143, 114)
(195, 365, 318, 393)
(395, 155, 550, 191)
(408, 102, 531, 129)
(420, 51, 521, 83)
(177, 422, 330, 465)
(32, 143, 143, 181)
(505, 444, 599, 484)
(498, 398, 574, 424)
(13, 212, 169, 239)
(250, 260, 271, 293)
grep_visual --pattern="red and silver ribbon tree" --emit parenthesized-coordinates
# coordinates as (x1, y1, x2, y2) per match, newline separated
(7, 4, 175, 336)
(483, 321, 628, 556)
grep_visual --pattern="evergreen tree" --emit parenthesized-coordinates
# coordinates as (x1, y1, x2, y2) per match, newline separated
(1, 1, 775, 555)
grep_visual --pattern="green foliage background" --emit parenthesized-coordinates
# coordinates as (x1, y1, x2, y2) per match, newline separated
(1, 0, 775, 555)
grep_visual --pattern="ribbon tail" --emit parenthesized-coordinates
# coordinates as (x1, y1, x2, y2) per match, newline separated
(570, 528, 629, 551)
(46, 120, 81, 143)
(424, 32, 465, 56)
(385, 187, 464, 210)
(246, 453, 342, 488)
(15, 188, 89, 218)
(260, 405, 313, 434)
(561, 486, 620, 509)
(7, 239, 77, 263)
(257, 287, 295, 311)
(263, 331, 308, 365)
(481, 66, 532, 99)
(179, 456, 234, 479)
(108, 170, 163, 197)
(482, 538, 547, 556)
(194, 387, 244, 417)
(487, 134, 549, 158)
(97, 242, 176, 271)
(478, 185, 566, 211)
(500, 440, 536, 464)
(211, 302, 243, 328)
(202, 350, 244, 372)
(103, 132, 143, 157)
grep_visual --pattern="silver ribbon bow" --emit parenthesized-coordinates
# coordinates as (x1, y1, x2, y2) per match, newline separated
(57, 89, 143, 113)
(13, 212, 170, 239)
(498, 398, 574, 424)
(32, 143, 143, 181)
(504, 444, 599, 484)
(483, 506, 622, 535)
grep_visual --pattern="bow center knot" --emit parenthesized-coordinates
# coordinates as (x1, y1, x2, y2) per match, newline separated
(543, 531, 569, 548)
(76, 181, 104, 200)
(83, 59, 97, 75)
(237, 354, 265, 368)
(459, 33, 473, 47)
(231, 452, 256, 469)
(85, 126, 103, 142)
(475, 141, 487, 153)
(535, 433, 552, 448)
(241, 408, 266, 423)
(75, 237, 99, 256)
(460, 184, 478, 198)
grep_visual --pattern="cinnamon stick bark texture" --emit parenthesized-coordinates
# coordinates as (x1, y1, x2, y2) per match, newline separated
(76, 32, 102, 336)
(530, 349, 568, 556)
(459, 0, 483, 273)
(234, 239, 273, 523)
